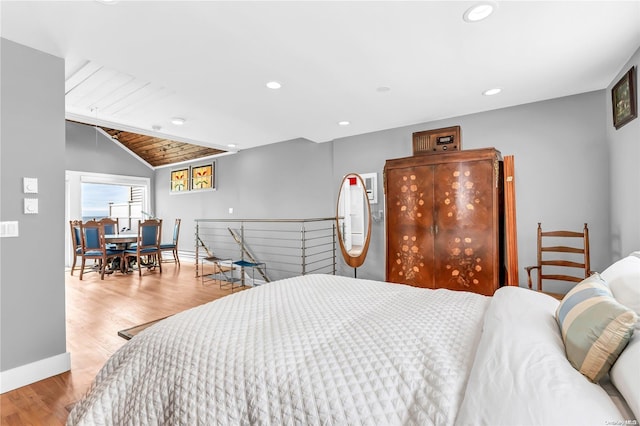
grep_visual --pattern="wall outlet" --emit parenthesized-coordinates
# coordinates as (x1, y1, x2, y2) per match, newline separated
(228, 207, 233, 214)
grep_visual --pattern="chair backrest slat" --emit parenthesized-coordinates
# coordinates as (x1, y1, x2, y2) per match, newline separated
(541, 246, 585, 254)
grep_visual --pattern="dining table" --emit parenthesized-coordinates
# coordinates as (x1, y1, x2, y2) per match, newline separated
(104, 233, 138, 247)
(104, 233, 138, 273)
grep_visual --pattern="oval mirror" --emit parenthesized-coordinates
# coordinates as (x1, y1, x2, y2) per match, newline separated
(336, 173, 372, 272)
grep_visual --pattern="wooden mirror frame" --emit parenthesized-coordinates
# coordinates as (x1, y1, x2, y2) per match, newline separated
(336, 173, 372, 268)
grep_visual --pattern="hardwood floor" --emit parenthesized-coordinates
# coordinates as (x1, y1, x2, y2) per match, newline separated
(0, 261, 240, 425)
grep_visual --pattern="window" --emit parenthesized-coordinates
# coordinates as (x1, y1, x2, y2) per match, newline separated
(65, 171, 151, 267)
(81, 183, 130, 221)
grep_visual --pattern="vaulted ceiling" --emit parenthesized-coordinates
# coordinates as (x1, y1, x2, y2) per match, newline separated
(99, 126, 225, 168)
(67, 120, 225, 168)
(2, 1, 640, 165)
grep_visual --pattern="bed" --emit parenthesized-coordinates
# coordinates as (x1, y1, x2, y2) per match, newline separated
(67, 253, 640, 426)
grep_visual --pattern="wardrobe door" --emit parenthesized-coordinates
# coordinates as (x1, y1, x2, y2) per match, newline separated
(385, 165, 435, 288)
(433, 159, 497, 295)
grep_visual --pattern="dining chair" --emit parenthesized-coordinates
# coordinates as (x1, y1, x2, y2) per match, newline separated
(160, 218, 181, 266)
(125, 218, 163, 276)
(99, 217, 120, 250)
(69, 220, 83, 276)
(79, 220, 124, 280)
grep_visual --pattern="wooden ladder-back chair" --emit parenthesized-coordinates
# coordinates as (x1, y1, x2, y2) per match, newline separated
(524, 222, 591, 295)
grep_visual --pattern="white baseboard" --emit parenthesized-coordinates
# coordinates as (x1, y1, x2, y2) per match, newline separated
(0, 352, 71, 393)
(160, 250, 195, 263)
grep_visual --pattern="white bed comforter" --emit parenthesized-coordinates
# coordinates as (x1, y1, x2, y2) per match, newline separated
(68, 274, 489, 426)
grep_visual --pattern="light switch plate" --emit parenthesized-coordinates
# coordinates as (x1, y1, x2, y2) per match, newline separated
(0, 221, 19, 237)
(24, 198, 38, 214)
(23, 177, 38, 194)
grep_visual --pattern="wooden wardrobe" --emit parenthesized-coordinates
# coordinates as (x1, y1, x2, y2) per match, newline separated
(384, 148, 503, 296)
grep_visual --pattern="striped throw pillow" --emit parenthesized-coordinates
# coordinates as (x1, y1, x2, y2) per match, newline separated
(556, 273, 637, 382)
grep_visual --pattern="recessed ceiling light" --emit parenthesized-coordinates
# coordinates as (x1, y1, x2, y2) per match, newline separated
(463, 1, 497, 23)
(171, 117, 186, 126)
(227, 144, 237, 148)
(482, 88, 502, 96)
(338, 121, 350, 126)
(266, 81, 282, 90)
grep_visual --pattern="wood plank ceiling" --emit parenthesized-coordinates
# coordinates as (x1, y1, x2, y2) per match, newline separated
(101, 126, 225, 168)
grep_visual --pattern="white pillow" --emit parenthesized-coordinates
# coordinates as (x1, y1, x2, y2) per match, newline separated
(610, 334, 640, 419)
(457, 287, 627, 426)
(602, 252, 640, 419)
(601, 252, 640, 329)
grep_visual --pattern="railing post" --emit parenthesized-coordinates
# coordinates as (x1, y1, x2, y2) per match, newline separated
(301, 223, 306, 275)
(240, 221, 245, 286)
(239, 221, 244, 261)
(195, 222, 200, 277)
(332, 222, 337, 275)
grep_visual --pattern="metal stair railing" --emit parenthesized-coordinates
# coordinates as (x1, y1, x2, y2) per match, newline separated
(227, 227, 269, 283)
(195, 217, 337, 282)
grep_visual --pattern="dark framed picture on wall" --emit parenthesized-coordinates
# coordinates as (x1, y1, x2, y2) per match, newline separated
(612, 66, 637, 129)
(191, 162, 215, 191)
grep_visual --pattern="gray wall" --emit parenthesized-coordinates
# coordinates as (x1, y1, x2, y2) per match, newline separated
(607, 47, 640, 259)
(1, 39, 67, 370)
(331, 91, 610, 289)
(162, 90, 612, 289)
(65, 121, 156, 182)
(154, 137, 335, 251)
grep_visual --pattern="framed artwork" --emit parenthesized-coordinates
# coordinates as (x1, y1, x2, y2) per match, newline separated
(612, 66, 637, 129)
(360, 172, 378, 204)
(170, 168, 189, 193)
(191, 163, 215, 191)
